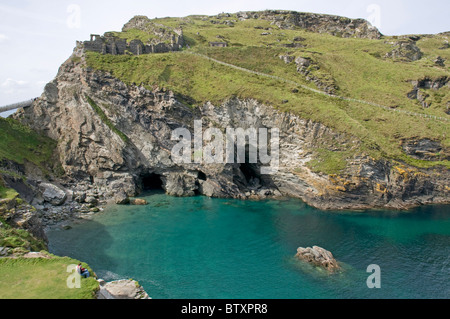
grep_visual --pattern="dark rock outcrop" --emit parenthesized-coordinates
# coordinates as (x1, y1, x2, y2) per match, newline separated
(235, 10, 381, 39)
(294, 56, 338, 95)
(41, 183, 67, 206)
(435, 56, 446, 67)
(402, 139, 449, 161)
(407, 76, 449, 108)
(385, 39, 423, 62)
(0, 197, 48, 244)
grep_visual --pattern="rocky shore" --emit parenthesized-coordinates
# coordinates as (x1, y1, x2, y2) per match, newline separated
(12, 43, 450, 213)
(97, 279, 150, 299)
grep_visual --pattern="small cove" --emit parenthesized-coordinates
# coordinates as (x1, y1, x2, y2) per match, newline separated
(47, 192, 450, 299)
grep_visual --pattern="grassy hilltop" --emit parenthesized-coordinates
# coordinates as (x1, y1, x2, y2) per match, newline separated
(85, 12, 450, 174)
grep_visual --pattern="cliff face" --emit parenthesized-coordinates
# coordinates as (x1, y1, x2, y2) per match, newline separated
(14, 45, 450, 210)
(234, 10, 382, 39)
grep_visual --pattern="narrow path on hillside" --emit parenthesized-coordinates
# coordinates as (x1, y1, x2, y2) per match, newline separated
(186, 51, 449, 123)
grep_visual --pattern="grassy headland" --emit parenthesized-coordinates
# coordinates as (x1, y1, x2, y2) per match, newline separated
(85, 15, 449, 174)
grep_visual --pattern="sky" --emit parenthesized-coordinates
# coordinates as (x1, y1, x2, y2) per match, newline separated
(0, 0, 449, 116)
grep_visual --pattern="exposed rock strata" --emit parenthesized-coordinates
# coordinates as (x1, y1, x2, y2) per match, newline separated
(0, 196, 47, 244)
(407, 76, 449, 108)
(234, 10, 382, 39)
(294, 56, 338, 95)
(13, 45, 450, 211)
(385, 39, 423, 61)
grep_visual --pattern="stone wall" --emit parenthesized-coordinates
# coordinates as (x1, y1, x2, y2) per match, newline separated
(83, 32, 184, 56)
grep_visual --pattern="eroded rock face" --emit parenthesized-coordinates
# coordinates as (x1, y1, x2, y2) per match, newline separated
(296, 246, 340, 272)
(295, 56, 338, 95)
(235, 10, 382, 39)
(13, 45, 450, 211)
(402, 139, 449, 161)
(435, 56, 446, 67)
(407, 76, 449, 108)
(0, 197, 48, 244)
(385, 40, 423, 61)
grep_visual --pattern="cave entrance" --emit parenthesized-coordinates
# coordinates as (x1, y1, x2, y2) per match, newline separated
(198, 171, 207, 181)
(239, 163, 258, 183)
(236, 162, 264, 189)
(141, 173, 163, 191)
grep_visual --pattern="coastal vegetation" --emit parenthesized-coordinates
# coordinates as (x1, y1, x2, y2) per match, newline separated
(85, 15, 450, 174)
(0, 257, 98, 299)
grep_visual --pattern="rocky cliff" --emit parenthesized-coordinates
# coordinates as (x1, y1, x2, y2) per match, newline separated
(13, 40, 450, 211)
(234, 10, 382, 39)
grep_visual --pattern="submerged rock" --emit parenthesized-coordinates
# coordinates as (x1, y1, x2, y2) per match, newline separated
(296, 246, 340, 272)
(130, 198, 148, 206)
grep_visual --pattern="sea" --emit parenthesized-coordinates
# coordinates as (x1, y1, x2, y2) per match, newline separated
(47, 191, 450, 299)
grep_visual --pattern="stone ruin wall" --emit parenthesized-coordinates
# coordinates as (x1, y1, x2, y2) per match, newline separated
(83, 31, 184, 56)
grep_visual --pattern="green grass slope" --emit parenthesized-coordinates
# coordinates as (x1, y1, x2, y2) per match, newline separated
(0, 117, 58, 177)
(0, 257, 98, 299)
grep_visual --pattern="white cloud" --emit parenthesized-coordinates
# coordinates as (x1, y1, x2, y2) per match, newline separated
(0, 34, 8, 43)
(0, 78, 30, 94)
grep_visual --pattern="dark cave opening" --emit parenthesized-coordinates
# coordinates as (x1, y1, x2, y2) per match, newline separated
(198, 171, 207, 181)
(238, 162, 263, 186)
(140, 173, 163, 191)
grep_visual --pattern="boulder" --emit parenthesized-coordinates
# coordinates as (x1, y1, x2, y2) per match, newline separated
(41, 183, 67, 206)
(85, 196, 98, 205)
(279, 55, 295, 64)
(165, 173, 197, 197)
(44, 82, 59, 104)
(295, 57, 311, 69)
(73, 192, 86, 203)
(435, 56, 446, 67)
(9, 209, 48, 243)
(130, 198, 148, 206)
(97, 279, 150, 299)
(296, 246, 340, 272)
(114, 191, 129, 205)
(0, 247, 11, 257)
(385, 40, 423, 61)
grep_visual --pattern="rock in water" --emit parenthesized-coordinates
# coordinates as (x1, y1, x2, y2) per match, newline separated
(296, 246, 340, 272)
(130, 198, 148, 205)
(97, 279, 150, 299)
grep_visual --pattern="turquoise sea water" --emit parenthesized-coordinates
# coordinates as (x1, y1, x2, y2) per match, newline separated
(47, 192, 450, 299)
